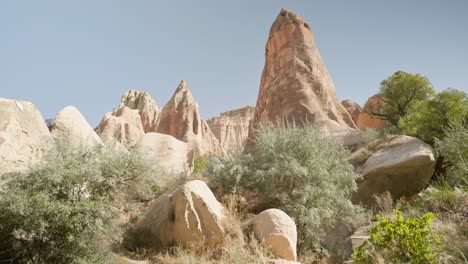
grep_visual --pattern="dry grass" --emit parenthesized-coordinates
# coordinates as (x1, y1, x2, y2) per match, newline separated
(350, 134, 397, 169)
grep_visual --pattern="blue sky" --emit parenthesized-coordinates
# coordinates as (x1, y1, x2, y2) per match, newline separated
(1, 0, 467, 126)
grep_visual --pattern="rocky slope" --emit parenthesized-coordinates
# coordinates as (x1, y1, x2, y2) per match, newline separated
(207, 106, 254, 152)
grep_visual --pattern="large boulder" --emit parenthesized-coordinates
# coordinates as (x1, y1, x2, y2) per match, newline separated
(249, 8, 358, 144)
(50, 106, 103, 150)
(341, 100, 362, 126)
(251, 209, 297, 262)
(0, 98, 53, 175)
(119, 90, 160, 133)
(353, 135, 436, 206)
(207, 106, 255, 152)
(127, 180, 225, 248)
(132, 132, 194, 175)
(157, 80, 222, 155)
(96, 106, 145, 148)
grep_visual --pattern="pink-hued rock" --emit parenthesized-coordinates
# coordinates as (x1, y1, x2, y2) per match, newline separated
(119, 90, 160, 133)
(96, 106, 145, 148)
(357, 95, 386, 130)
(207, 106, 255, 152)
(249, 8, 357, 144)
(157, 80, 222, 155)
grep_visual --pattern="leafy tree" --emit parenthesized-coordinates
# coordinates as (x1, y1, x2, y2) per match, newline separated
(207, 124, 359, 251)
(400, 88, 468, 144)
(369, 71, 435, 126)
(354, 210, 441, 264)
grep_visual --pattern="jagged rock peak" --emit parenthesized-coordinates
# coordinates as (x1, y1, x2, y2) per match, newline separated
(249, 8, 357, 145)
(120, 89, 159, 111)
(164, 80, 197, 109)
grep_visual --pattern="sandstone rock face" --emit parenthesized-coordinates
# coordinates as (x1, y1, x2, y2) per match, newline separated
(357, 95, 386, 130)
(157, 81, 222, 155)
(353, 135, 436, 206)
(120, 90, 160, 133)
(249, 9, 357, 143)
(128, 180, 225, 248)
(0, 98, 53, 175)
(50, 106, 103, 150)
(341, 100, 362, 126)
(132, 132, 194, 175)
(207, 106, 255, 152)
(96, 106, 145, 148)
(251, 209, 297, 262)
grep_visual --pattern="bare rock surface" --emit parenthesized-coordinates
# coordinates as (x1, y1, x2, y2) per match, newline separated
(96, 106, 145, 148)
(341, 100, 362, 126)
(50, 106, 103, 150)
(356, 95, 386, 130)
(0, 98, 53, 175)
(207, 106, 254, 152)
(132, 132, 193, 176)
(0, 98, 54, 175)
(119, 90, 160, 133)
(353, 135, 436, 205)
(127, 180, 225, 248)
(251, 209, 297, 262)
(249, 8, 357, 144)
(157, 80, 222, 155)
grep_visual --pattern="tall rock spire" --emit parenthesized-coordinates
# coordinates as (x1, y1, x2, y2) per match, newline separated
(249, 8, 357, 141)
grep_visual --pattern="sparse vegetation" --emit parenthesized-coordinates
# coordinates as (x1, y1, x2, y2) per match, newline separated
(207, 124, 360, 252)
(354, 210, 442, 264)
(0, 143, 162, 263)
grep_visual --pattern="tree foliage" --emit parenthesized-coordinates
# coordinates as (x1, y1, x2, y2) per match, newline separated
(370, 71, 435, 126)
(207, 124, 359, 251)
(400, 88, 468, 144)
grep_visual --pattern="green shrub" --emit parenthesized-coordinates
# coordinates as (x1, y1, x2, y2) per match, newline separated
(435, 122, 468, 187)
(192, 151, 210, 176)
(207, 124, 359, 251)
(354, 210, 441, 264)
(0, 144, 162, 263)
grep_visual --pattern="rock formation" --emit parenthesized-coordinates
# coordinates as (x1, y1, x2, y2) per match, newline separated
(157, 80, 222, 155)
(341, 96, 386, 131)
(251, 209, 297, 262)
(352, 135, 436, 206)
(127, 180, 225, 248)
(119, 90, 160, 133)
(249, 8, 357, 144)
(341, 100, 362, 126)
(50, 106, 103, 150)
(207, 106, 255, 152)
(132, 132, 194, 175)
(96, 106, 145, 148)
(0, 98, 53, 175)
(357, 95, 386, 130)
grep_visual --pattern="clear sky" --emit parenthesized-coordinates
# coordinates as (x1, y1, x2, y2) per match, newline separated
(1, 0, 467, 126)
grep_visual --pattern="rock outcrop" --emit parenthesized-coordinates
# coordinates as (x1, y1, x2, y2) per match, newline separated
(251, 209, 297, 262)
(0, 98, 53, 175)
(50, 106, 103, 150)
(119, 90, 160, 133)
(127, 180, 225, 248)
(342, 96, 386, 131)
(132, 132, 194, 175)
(207, 106, 255, 152)
(357, 95, 386, 130)
(352, 135, 436, 206)
(96, 106, 145, 148)
(341, 100, 362, 126)
(157, 81, 222, 155)
(249, 9, 357, 144)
